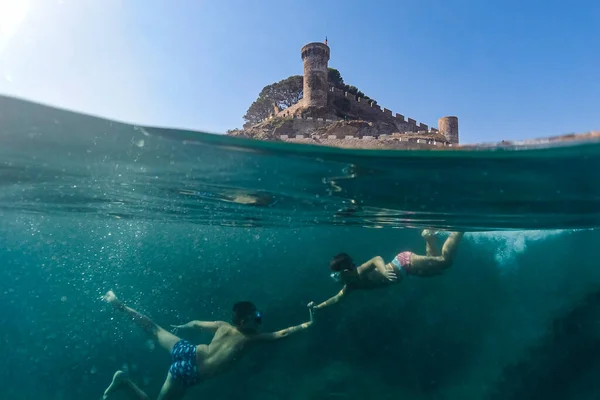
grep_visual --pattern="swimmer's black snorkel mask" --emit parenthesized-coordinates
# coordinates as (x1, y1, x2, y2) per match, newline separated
(330, 267, 355, 283)
(329, 253, 355, 284)
(241, 309, 262, 332)
(330, 271, 343, 283)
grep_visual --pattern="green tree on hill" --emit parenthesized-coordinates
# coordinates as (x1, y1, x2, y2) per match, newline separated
(328, 68, 374, 102)
(243, 75, 303, 126)
(328, 68, 344, 88)
(243, 68, 375, 126)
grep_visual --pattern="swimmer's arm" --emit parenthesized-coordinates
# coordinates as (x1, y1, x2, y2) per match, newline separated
(253, 308, 315, 342)
(313, 286, 348, 310)
(357, 256, 396, 281)
(357, 256, 387, 276)
(170, 320, 226, 333)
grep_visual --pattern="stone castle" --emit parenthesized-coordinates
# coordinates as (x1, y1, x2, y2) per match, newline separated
(229, 40, 460, 149)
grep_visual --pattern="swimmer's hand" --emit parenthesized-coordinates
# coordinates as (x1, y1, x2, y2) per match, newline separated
(383, 270, 397, 282)
(308, 306, 315, 324)
(170, 321, 196, 333)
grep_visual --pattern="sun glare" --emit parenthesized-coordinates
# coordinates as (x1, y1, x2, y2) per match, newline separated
(0, 0, 30, 53)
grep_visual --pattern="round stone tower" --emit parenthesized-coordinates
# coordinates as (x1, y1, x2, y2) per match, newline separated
(438, 116, 459, 144)
(301, 42, 330, 108)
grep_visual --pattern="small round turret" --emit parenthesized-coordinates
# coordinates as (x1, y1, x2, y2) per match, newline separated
(438, 116, 459, 144)
(301, 42, 330, 108)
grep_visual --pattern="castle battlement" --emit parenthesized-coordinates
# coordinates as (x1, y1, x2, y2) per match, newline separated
(328, 86, 433, 133)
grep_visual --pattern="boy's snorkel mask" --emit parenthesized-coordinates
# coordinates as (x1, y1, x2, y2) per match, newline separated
(254, 310, 263, 324)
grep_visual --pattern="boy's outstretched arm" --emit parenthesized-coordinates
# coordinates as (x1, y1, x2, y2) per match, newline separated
(310, 286, 349, 311)
(253, 308, 315, 342)
(171, 320, 225, 334)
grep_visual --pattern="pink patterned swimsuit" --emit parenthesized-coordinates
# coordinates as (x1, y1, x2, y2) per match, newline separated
(390, 251, 413, 276)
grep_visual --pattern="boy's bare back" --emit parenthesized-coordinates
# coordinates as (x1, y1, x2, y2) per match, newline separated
(195, 323, 256, 378)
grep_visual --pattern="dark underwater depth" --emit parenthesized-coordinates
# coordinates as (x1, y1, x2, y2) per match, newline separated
(2, 96, 600, 399)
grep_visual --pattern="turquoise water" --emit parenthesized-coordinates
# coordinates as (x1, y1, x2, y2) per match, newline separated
(2, 95, 600, 399)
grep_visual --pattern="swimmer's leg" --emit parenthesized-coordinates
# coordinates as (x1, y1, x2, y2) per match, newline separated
(409, 232, 464, 276)
(156, 373, 186, 400)
(421, 229, 440, 256)
(103, 370, 149, 400)
(102, 371, 186, 400)
(103, 291, 180, 352)
(441, 232, 464, 261)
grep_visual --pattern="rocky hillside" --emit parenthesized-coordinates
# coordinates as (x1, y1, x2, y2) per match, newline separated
(227, 116, 448, 150)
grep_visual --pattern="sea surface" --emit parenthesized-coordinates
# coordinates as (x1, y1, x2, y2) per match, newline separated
(2, 95, 600, 399)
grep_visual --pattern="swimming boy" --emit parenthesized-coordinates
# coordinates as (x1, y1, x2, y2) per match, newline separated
(101, 290, 314, 400)
(308, 230, 464, 310)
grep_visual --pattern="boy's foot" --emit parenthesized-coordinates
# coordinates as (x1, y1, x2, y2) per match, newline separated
(102, 290, 118, 305)
(102, 370, 127, 399)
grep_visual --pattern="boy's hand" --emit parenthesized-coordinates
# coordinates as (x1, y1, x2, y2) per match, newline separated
(170, 322, 194, 333)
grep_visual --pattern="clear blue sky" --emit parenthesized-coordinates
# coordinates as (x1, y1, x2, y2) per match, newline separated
(0, 0, 598, 144)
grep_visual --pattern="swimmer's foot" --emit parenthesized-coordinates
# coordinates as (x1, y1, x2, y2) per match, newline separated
(421, 229, 439, 239)
(103, 370, 127, 399)
(102, 290, 118, 305)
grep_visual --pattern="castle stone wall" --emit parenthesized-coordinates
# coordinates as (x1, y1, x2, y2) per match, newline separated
(271, 114, 338, 137)
(280, 135, 454, 149)
(275, 102, 303, 118)
(270, 115, 449, 144)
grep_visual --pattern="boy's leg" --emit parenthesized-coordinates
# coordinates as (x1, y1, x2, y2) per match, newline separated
(103, 370, 150, 400)
(121, 303, 180, 352)
(102, 371, 186, 400)
(104, 291, 180, 352)
(157, 373, 187, 400)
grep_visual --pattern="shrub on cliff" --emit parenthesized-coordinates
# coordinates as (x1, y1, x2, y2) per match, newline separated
(328, 68, 344, 88)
